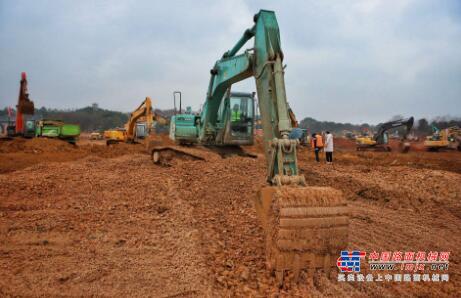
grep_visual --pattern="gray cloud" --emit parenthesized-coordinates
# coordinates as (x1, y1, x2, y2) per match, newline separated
(1, 0, 460, 124)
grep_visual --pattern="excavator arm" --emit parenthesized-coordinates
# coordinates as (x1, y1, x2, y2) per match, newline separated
(197, 10, 348, 284)
(374, 117, 414, 144)
(288, 108, 299, 128)
(200, 11, 303, 185)
(15, 72, 35, 134)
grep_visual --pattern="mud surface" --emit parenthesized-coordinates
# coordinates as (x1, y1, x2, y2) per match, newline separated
(1, 136, 460, 296)
(0, 138, 145, 174)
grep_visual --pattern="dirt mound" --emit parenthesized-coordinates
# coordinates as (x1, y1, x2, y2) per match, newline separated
(0, 138, 146, 174)
(246, 134, 265, 154)
(0, 138, 77, 153)
(82, 142, 145, 158)
(0, 154, 210, 296)
(333, 137, 356, 150)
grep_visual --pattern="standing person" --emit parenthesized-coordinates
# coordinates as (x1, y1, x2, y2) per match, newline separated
(311, 133, 320, 162)
(325, 131, 334, 164)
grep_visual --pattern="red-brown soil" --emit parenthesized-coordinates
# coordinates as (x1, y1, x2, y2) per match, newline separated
(1, 135, 460, 296)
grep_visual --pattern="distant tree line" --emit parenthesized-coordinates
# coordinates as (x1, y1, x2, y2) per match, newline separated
(299, 115, 461, 136)
(299, 117, 372, 134)
(1, 106, 459, 135)
(0, 106, 129, 131)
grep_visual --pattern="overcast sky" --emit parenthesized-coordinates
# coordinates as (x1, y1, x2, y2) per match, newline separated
(1, 0, 460, 124)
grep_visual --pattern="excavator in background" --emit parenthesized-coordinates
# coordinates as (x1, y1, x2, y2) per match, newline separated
(168, 91, 256, 146)
(356, 117, 414, 152)
(12, 72, 35, 137)
(165, 91, 300, 149)
(424, 126, 461, 151)
(6, 73, 80, 143)
(150, 10, 348, 285)
(104, 97, 168, 145)
(104, 97, 153, 144)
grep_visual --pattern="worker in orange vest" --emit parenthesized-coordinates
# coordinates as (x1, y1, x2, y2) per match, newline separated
(311, 133, 324, 162)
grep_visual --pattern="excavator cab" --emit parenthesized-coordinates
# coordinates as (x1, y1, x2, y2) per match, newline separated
(218, 92, 254, 145)
(375, 131, 389, 145)
(135, 122, 148, 139)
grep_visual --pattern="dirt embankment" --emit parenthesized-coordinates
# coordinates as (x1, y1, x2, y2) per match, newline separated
(0, 138, 146, 174)
(0, 154, 211, 297)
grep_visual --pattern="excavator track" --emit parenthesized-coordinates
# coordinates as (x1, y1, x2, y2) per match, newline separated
(149, 142, 257, 166)
(150, 146, 207, 166)
(254, 186, 348, 285)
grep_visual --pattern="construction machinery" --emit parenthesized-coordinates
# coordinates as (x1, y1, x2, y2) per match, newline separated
(151, 10, 348, 284)
(356, 117, 414, 152)
(103, 128, 126, 144)
(104, 97, 165, 145)
(10, 72, 35, 137)
(89, 132, 103, 140)
(168, 91, 255, 146)
(165, 92, 298, 151)
(35, 119, 81, 144)
(424, 126, 461, 151)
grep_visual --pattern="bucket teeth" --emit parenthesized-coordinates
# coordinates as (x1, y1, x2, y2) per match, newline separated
(254, 186, 349, 284)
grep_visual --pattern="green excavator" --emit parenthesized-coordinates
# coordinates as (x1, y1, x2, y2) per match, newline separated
(168, 91, 255, 146)
(150, 10, 348, 284)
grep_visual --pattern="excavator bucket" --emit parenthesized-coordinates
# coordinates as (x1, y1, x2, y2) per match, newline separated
(254, 186, 348, 285)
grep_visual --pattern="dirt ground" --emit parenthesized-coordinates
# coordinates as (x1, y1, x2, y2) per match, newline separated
(1, 135, 460, 297)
